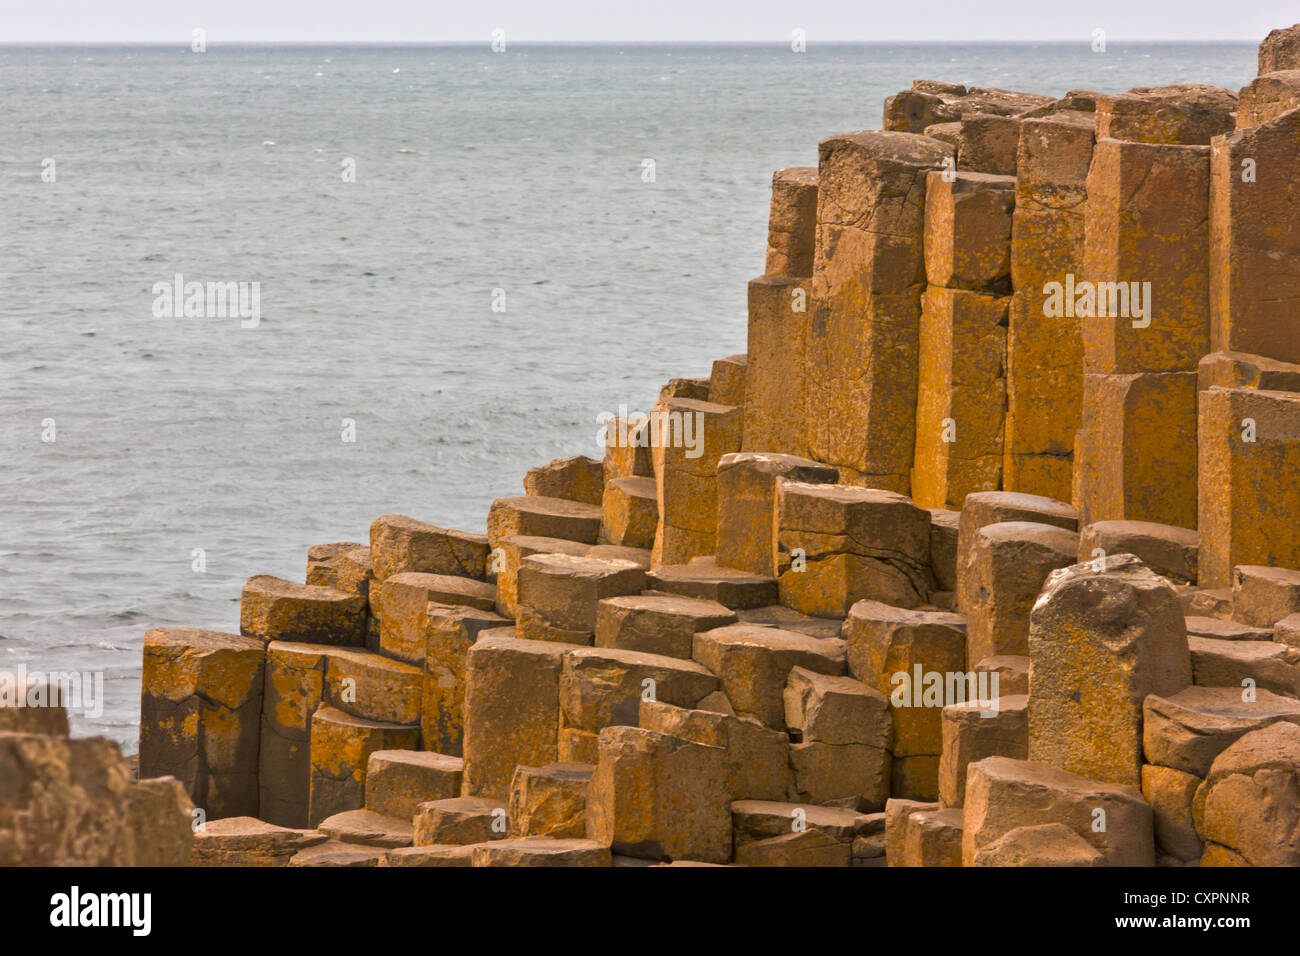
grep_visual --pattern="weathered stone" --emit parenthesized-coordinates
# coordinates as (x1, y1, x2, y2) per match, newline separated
(884, 798, 939, 865)
(1082, 139, 1210, 376)
(852, 832, 888, 866)
(1198, 349, 1300, 393)
(645, 558, 778, 609)
(1189, 636, 1300, 697)
(923, 170, 1015, 293)
(939, 694, 1029, 808)
(486, 495, 602, 550)
(601, 475, 658, 550)
(125, 776, 195, 866)
(717, 452, 838, 577)
(736, 828, 850, 866)
(472, 836, 612, 867)
(0, 672, 70, 736)
(508, 762, 593, 838)
(954, 114, 1021, 176)
(306, 541, 366, 590)
(1194, 722, 1300, 865)
(0, 734, 133, 865)
(140, 627, 264, 820)
(588, 544, 652, 567)
(524, 455, 605, 507)
(732, 799, 879, 847)
(596, 594, 736, 660)
(288, 842, 385, 867)
(1210, 110, 1300, 363)
(1141, 764, 1202, 862)
(902, 806, 964, 866)
(765, 166, 818, 278)
(382, 844, 475, 867)
(1078, 520, 1198, 585)
(1006, 113, 1096, 498)
(734, 604, 843, 638)
(603, 415, 654, 483)
(318, 808, 413, 848)
(658, 377, 711, 403)
(789, 739, 890, 810)
(461, 636, 571, 800)
(1233, 564, 1300, 626)
(806, 131, 952, 490)
(776, 482, 934, 616)
(373, 571, 495, 664)
(307, 704, 418, 827)
(491, 534, 591, 619)
(962, 756, 1155, 866)
(369, 513, 489, 582)
(652, 397, 743, 565)
(639, 699, 792, 801)
(1184, 616, 1272, 641)
(1237, 70, 1300, 128)
(1198, 387, 1300, 588)
(1276, 613, 1300, 649)
(189, 816, 327, 867)
(1079, 371, 1199, 529)
(744, 276, 813, 457)
(259, 641, 328, 827)
(413, 796, 507, 846)
(365, 750, 463, 820)
(586, 725, 731, 863)
(966, 521, 1079, 664)
(971, 822, 1104, 866)
(517, 554, 645, 643)
(1096, 85, 1236, 145)
(929, 508, 960, 593)
(783, 666, 890, 747)
(561, 646, 719, 735)
(320, 646, 422, 725)
(884, 84, 1052, 133)
(911, 287, 1008, 510)
(693, 624, 845, 729)
(240, 575, 365, 646)
(844, 600, 968, 781)
(1143, 685, 1300, 776)
(420, 603, 508, 756)
(955, 490, 1078, 614)
(1029, 555, 1191, 786)
(1259, 24, 1300, 73)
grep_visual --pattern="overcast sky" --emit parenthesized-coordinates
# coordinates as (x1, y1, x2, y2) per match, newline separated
(0, 0, 1287, 42)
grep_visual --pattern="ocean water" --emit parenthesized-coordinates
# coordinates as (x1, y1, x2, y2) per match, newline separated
(0, 42, 1256, 749)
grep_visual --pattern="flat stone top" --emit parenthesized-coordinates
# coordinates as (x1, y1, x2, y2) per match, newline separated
(1206, 722, 1300, 776)
(1024, 109, 1096, 131)
(1188, 636, 1291, 661)
(962, 490, 1077, 521)
(266, 642, 420, 676)
(586, 545, 652, 568)
(193, 816, 325, 849)
(695, 623, 846, 658)
(308, 541, 365, 560)
(600, 593, 735, 618)
(521, 761, 595, 782)
(970, 756, 1143, 798)
(318, 808, 413, 838)
(780, 481, 911, 506)
(819, 129, 953, 165)
(946, 693, 1029, 716)
(1184, 616, 1273, 641)
(976, 520, 1080, 545)
(649, 561, 775, 585)
(735, 605, 841, 637)
(386, 571, 493, 593)
(947, 170, 1017, 190)
(493, 495, 602, 518)
(773, 166, 817, 185)
(503, 534, 592, 557)
(521, 553, 642, 576)
(846, 599, 966, 629)
(1086, 519, 1198, 546)
(312, 703, 415, 732)
(372, 513, 485, 541)
(423, 602, 507, 623)
(731, 799, 873, 833)
(1234, 564, 1300, 585)
(717, 451, 838, 477)
(656, 395, 737, 415)
(144, 627, 263, 655)
(417, 796, 505, 815)
(244, 574, 355, 601)
(470, 635, 574, 659)
(566, 645, 716, 676)
(928, 508, 960, 527)
(1146, 685, 1300, 725)
(369, 749, 463, 772)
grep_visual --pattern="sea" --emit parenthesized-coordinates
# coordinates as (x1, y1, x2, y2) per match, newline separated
(0, 41, 1256, 749)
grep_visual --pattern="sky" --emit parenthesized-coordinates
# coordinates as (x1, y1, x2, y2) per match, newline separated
(0, 0, 1289, 43)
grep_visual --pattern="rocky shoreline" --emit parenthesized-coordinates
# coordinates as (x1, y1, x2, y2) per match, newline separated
(7, 23, 1300, 868)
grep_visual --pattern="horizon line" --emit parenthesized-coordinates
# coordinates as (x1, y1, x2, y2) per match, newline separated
(0, 38, 1259, 46)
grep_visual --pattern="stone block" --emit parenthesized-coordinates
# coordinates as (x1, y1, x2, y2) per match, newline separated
(517, 554, 646, 644)
(923, 170, 1015, 293)
(596, 594, 736, 660)
(601, 476, 658, 549)
(240, 575, 365, 646)
(307, 705, 418, 827)
(486, 495, 602, 550)
(716, 452, 838, 576)
(744, 276, 813, 456)
(365, 750, 463, 820)
(765, 166, 818, 278)
(939, 694, 1029, 807)
(369, 513, 489, 582)
(508, 762, 593, 839)
(524, 455, 604, 507)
